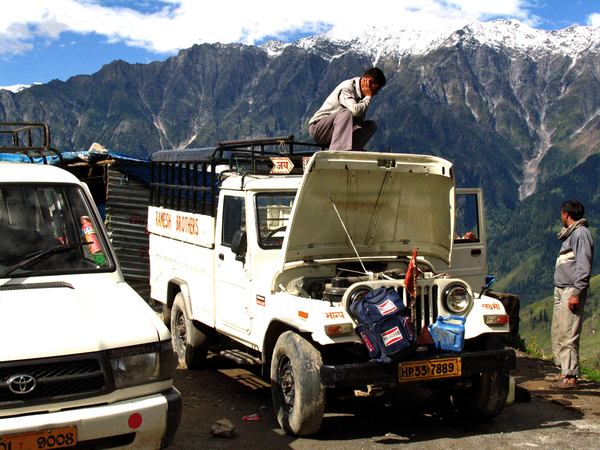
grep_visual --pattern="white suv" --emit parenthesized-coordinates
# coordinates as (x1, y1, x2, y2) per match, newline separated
(0, 154, 181, 450)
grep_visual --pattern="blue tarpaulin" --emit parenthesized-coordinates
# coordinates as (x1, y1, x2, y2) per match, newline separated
(0, 150, 152, 186)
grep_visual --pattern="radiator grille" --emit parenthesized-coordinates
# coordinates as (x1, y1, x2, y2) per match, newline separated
(410, 284, 439, 336)
(0, 354, 112, 409)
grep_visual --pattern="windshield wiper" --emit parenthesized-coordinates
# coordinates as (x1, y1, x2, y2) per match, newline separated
(0, 242, 90, 278)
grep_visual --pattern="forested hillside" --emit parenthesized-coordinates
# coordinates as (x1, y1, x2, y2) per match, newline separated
(520, 272, 600, 369)
(2, 20, 600, 306)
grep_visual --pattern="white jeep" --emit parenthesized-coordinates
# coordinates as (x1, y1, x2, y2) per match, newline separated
(147, 137, 516, 436)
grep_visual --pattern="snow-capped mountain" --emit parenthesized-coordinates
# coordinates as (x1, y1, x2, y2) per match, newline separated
(0, 18, 599, 304)
(260, 19, 600, 69)
(0, 84, 35, 93)
(304, 19, 600, 60)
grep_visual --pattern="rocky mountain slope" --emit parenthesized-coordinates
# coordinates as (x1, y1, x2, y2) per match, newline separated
(1, 19, 600, 305)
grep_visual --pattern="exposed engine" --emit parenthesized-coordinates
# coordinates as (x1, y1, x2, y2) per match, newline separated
(286, 259, 438, 304)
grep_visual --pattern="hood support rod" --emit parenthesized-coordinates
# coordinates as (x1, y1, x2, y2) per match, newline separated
(318, 170, 373, 280)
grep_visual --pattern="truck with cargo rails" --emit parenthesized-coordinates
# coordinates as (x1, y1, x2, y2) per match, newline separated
(0, 123, 181, 450)
(147, 136, 516, 436)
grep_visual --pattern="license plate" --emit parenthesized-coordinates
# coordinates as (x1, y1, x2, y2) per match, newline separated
(398, 357, 461, 382)
(0, 426, 77, 450)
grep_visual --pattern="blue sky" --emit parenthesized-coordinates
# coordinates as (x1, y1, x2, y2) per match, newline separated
(1, 0, 599, 90)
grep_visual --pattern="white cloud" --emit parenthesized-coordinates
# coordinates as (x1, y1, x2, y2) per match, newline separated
(588, 13, 600, 28)
(0, 0, 539, 56)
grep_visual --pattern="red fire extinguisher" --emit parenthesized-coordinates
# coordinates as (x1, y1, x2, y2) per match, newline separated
(81, 216, 106, 264)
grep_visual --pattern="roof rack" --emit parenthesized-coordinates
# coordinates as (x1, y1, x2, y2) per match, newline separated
(152, 135, 324, 168)
(150, 135, 327, 217)
(0, 122, 63, 165)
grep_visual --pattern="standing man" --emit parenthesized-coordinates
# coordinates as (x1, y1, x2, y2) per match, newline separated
(309, 67, 386, 151)
(550, 199, 594, 389)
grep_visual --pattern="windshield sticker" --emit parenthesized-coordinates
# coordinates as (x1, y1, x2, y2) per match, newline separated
(256, 295, 266, 307)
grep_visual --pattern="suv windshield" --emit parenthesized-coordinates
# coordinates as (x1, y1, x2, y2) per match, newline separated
(0, 183, 113, 277)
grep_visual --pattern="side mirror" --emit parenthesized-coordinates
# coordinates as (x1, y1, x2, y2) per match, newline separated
(231, 230, 247, 263)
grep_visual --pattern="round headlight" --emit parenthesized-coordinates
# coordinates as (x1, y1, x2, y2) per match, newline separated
(347, 286, 372, 318)
(443, 284, 471, 314)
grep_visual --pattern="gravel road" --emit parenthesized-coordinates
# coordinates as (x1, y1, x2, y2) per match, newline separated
(166, 350, 600, 450)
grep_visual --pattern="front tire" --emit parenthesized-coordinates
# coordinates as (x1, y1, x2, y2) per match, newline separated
(271, 331, 325, 436)
(171, 293, 209, 369)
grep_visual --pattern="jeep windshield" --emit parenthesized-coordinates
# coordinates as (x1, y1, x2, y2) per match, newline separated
(256, 192, 295, 249)
(0, 183, 114, 278)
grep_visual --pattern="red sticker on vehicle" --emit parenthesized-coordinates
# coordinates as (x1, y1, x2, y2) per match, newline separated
(381, 327, 403, 346)
(377, 299, 398, 316)
(482, 303, 501, 310)
(325, 311, 345, 319)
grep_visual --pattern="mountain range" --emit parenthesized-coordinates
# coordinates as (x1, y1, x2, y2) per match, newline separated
(1, 19, 600, 306)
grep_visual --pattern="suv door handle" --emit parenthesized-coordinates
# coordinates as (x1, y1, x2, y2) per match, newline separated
(219, 253, 224, 260)
(471, 249, 481, 256)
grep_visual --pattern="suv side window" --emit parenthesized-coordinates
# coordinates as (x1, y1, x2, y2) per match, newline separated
(221, 196, 245, 246)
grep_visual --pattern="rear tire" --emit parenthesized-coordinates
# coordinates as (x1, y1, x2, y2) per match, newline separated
(452, 334, 509, 420)
(162, 303, 172, 329)
(171, 293, 209, 369)
(271, 331, 325, 436)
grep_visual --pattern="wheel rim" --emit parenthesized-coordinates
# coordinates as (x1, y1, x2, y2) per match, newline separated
(175, 310, 187, 345)
(278, 356, 295, 412)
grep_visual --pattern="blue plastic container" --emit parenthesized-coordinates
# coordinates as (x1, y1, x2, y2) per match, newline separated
(428, 315, 466, 352)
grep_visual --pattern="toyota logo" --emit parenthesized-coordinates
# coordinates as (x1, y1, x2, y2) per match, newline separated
(8, 374, 37, 394)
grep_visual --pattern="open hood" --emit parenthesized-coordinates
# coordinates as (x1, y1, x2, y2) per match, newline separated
(281, 151, 455, 268)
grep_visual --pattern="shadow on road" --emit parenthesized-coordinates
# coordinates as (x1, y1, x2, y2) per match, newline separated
(169, 353, 596, 450)
(311, 383, 584, 443)
(169, 354, 294, 450)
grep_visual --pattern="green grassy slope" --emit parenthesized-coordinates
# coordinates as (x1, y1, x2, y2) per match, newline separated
(519, 272, 600, 369)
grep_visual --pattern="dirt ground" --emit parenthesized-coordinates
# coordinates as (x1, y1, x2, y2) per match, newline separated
(166, 349, 600, 450)
(510, 349, 600, 420)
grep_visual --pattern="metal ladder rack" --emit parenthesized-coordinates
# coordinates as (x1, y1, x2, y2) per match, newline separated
(0, 122, 63, 165)
(149, 135, 326, 217)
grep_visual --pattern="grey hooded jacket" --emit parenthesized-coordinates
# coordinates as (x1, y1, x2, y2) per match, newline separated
(555, 224, 594, 297)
